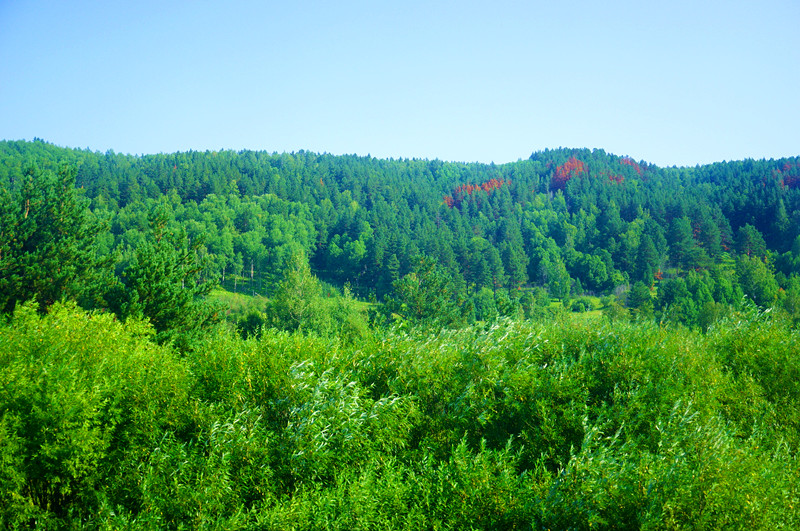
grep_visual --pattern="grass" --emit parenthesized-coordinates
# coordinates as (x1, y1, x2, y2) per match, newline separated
(208, 289, 269, 318)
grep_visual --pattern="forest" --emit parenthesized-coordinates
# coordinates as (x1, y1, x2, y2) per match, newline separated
(1, 139, 799, 528)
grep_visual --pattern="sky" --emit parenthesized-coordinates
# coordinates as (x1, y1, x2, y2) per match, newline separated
(1, 0, 798, 167)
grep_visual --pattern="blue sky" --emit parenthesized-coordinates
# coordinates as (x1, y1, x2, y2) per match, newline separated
(1, 0, 798, 167)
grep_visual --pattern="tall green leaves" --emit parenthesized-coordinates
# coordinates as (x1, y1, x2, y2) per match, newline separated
(2, 302, 800, 527)
(0, 302, 194, 527)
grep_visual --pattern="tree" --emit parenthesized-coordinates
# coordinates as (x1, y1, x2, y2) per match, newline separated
(736, 255, 778, 308)
(627, 281, 654, 317)
(780, 275, 800, 324)
(656, 277, 698, 326)
(464, 238, 507, 290)
(379, 255, 470, 329)
(107, 205, 219, 349)
(696, 213, 723, 259)
(472, 287, 499, 322)
(267, 250, 329, 334)
(735, 224, 768, 259)
(635, 234, 660, 283)
(0, 164, 108, 314)
(668, 216, 704, 269)
(572, 253, 609, 293)
(534, 248, 571, 300)
(501, 242, 529, 288)
(519, 286, 550, 319)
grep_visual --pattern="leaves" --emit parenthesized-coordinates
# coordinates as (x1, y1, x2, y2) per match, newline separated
(379, 255, 471, 330)
(0, 165, 108, 314)
(2, 303, 800, 527)
(107, 204, 220, 349)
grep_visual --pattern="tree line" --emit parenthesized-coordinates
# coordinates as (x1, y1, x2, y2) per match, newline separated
(1, 140, 798, 333)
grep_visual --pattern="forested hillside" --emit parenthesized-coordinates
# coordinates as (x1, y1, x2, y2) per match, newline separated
(2, 139, 800, 528)
(2, 139, 799, 328)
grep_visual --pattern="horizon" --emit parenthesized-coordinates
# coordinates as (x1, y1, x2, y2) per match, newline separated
(7, 137, 798, 170)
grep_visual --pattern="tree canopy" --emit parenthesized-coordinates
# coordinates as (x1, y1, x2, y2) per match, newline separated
(2, 139, 799, 330)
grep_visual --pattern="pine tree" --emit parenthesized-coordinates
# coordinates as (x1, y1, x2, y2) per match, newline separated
(380, 255, 470, 329)
(668, 216, 695, 268)
(0, 164, 107, 314)
(107, 204, 219, 349)
(735, 224, 768, 259)
(635, 234, 659, 283)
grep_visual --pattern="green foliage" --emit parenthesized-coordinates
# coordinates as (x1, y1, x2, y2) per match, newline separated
(4, 142, 800, 527)
(0, 164, 108, 314)
(538, 405, 799, 530)
(266, 250, 328, 334)
(107, 205, 220, 349)
(5, 143, 799, 334)
(736, 223, 768, 258)
(519, 286, 551, 319)
(627, 280, 655, 319)
(263, 251, 369, 343)
(379, 255, 471, 330)
(0, 302, 195, 527)
(779, 275, 800, 325)
(236, 308, 268, 338)
(2, 302, 800, 527)
(262, 442, 535, 530)
(285, 360, 415, 483)
(710, 304, 800, 448)
(602, 298, 630, 322)
(570, 296, 595, 312)
(472, 286, 499, 322)
(736, 254, 779, 308)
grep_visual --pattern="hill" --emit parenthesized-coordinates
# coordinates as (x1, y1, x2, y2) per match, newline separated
(2, 139, 799, 329)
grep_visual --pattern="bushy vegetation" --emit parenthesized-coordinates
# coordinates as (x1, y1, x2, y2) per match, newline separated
(2, 301, 799, 528)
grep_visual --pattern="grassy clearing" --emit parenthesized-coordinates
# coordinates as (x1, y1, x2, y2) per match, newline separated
(208, 288, 268, 318)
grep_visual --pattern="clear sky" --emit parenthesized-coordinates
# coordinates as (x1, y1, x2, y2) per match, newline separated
(1, 0, 798, 167)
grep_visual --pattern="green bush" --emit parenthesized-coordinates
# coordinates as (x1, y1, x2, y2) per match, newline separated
(570, 296, 595, 312)
(2, 301, 799, 527)
(0, 302, 196, 527)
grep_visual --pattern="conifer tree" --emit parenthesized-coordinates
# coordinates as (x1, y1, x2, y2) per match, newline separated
(107, 204, 219, 348)
(0, 164, 107, 314)
(380, 255, 470, 329)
